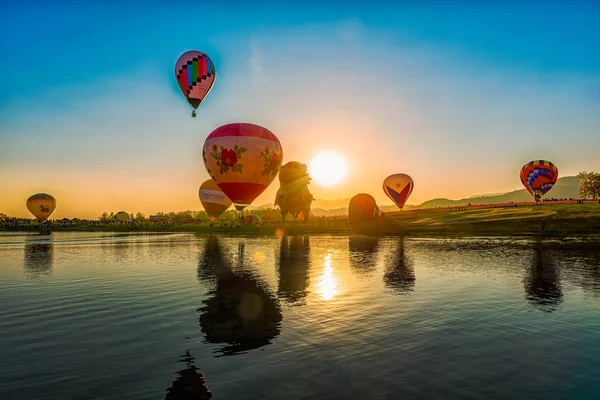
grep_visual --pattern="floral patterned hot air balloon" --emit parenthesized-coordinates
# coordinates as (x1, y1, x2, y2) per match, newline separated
(175, 50, 216, 117)
(199, 179, 232, 222)
(383, 173, 414, 210)
(203, 123, 283, 211)
(520, 160, 558, 202)
(26, 193, 56, 222)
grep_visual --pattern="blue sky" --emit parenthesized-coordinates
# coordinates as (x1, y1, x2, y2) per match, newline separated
(1, 1, 599, 217)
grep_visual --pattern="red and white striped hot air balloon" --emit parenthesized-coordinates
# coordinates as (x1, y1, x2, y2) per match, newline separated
(383, 174, 414, 210)
(202, 123, 283, 211)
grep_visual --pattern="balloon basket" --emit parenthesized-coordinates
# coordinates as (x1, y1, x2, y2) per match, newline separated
(191, 110, 196, 118)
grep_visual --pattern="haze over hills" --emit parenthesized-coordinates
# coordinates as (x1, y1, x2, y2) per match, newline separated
(416, 176, 580, 209)
(250, 176, 581, 216)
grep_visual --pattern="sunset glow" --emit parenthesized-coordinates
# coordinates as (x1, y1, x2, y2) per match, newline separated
(309, 152, 348, 187)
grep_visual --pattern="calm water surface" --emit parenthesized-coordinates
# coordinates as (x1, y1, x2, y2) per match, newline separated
(1, 232, 600, 399)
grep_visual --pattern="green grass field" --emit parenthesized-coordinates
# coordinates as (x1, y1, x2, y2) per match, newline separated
(3, 203, 599, 237)
(382, 203, 600, 236)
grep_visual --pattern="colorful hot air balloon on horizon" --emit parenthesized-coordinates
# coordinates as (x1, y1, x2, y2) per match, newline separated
(199, 179, 232, 222)
(26, 193, 56, 222)
(175, 50, 216, 117)
(383, 173, 414, 210)
(520, 160, 558, 202)
(203, 123, 283, 211)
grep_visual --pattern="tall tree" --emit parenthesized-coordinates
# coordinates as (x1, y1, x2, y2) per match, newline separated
(99, 212, 109, 223)
(578, 171, 600, 199)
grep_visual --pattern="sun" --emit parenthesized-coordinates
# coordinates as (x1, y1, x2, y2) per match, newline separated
(309, 152, 348, 186)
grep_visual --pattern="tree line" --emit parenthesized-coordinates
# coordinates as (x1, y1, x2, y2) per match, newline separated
(97, 208, 286, 224)
(578, 171, 600, 199)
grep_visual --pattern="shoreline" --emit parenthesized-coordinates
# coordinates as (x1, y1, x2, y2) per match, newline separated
(3, 203, 598, 239)
(2, 225, 599, 239)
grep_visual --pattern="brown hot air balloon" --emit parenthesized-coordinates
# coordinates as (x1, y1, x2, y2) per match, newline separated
(274, 161, 313, 222)
(348, 193, 382, 224)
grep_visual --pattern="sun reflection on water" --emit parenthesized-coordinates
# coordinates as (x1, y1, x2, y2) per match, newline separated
(253, 250, 265, 264)
(317, 253, 338, 300)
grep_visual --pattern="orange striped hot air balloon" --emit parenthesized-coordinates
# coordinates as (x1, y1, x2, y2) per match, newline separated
(199, 179, 232, 222)
(203, 123, 283, 211)
(26, 193, 56, 222)
(519, 160, 558, 202)
(383, 174, 414, 210)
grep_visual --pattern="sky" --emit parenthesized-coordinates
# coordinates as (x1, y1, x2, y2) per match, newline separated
(1, 1, 599, 218)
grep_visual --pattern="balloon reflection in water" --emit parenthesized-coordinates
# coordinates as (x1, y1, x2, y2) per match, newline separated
(383, 238, 415, 294)
(348, 236, 380, 278)
(523, 240, 563, 312)
(165, 350, 212, 400)
(197, 235, 228, 283)
(23, 240, 54, 278)
(197, 236, 282, 356)
(277, 236, 311, 305)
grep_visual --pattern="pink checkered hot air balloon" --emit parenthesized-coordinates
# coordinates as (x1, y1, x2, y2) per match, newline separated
(203, 123, 283, 211)
(175, 50, 216, 117)
(383, 174, 414, 210)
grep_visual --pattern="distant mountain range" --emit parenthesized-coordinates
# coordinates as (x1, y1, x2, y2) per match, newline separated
(249, 176, 581, 216)
(415, 176, 579, 209)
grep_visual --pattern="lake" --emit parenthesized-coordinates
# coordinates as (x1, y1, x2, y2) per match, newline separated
(1, 232, 600, 399)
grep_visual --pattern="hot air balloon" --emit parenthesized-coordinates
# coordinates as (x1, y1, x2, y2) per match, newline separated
(203, 123, 283, 211)
(348, 193, 382, 224)
(175, 50, 216, 117)
(520, 160, 558, 202)
(115, 211, 131, 222)
(383, 173, 414, 210)
(275, 161, 313, 222)
(244, 214, 262, 226)
(26, 193, 56, 222)
(199, 179, 232, 222)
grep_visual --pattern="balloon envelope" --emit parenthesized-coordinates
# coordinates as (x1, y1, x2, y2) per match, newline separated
(203, 123, 283, 210)
(348, 194, 381, 224)
(520, 160, 558, 201)
(244, 214, 262, 225)
(199, 179, 232, 221)
(275, 161, 313, 219)
(175, 50, 216, 112)
(26, 193, 56, 222)
(115, 211, 131, 222)
(383, 173, 414, 210)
